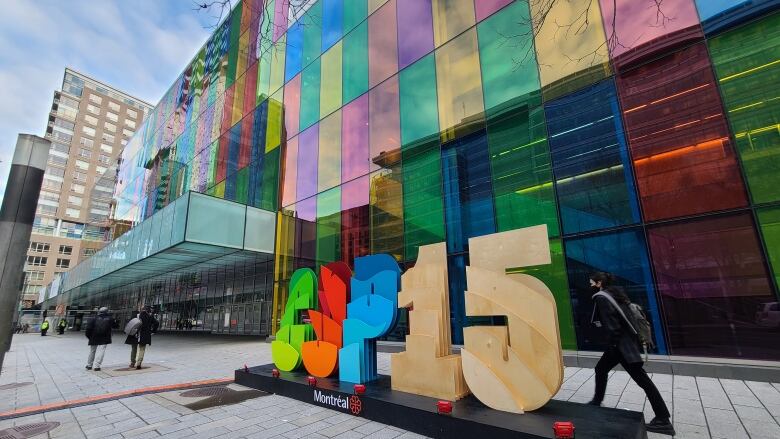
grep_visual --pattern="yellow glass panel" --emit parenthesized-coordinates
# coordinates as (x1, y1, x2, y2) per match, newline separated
(318, 110, 342, 192)
(532, 0, 611, 101)
(237, 30, 249, 77)
(432, 0, 476, 47)
(320, 41, 343, 118)
(231, 73, 245, 126)
(272, 211, 297, 334)
(435, 28, 485, 143)
(369, 0, 390, 14)
(269, 34, 287, 95)
(214, 180, 226, 198)
(211, 94, 225, 141)
(266, 88, 284, 152)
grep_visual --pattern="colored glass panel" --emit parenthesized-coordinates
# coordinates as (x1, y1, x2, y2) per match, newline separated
(369, 76, 401, 173)
(296, 124, 319, 201)
(435, 28, 485, 143)
(281, 136, 298, 207)
(284, 73, 301, 139)
(397, 0, 434, 69)
(695, 0, 750, 21)
(441, 129, 495, 254)
(318, 110, 342, 192)
(341, 175, 371, 267)
(546, 79, 641, 234)
(370, 167, 404, 260)
(369, 0, 389, 14)
(302, 1, 323, 66)
(316, 187, 342, 265)
(322, 0, 343, 52)
(368, 0, 398, 88)
(757, 207, 780, 290)
(709, 12, 780, 204)
(474, 0, 512, 21)
(284, 21, 304, 82)
(342, 94, 370, 182)
(477, 0, 538, 113)
(616, 42, 748, 221)
(648, 214, 779, 360)
(402, 137, 445, 260)
(399, 53, 439, 146)
(299, 59, 322, 131)
(320, 42, 343, 118)
(564, 228, 667, 354)
(531, 0, 611, 101)
(261, 147, 280, 211)
(269, 35, 287, 95)
(432, 0, 476, 47)
(265, 89, 284, 151)
(273, 0, 288, 42)
(342, 21, 369, 105)
(344, 0, 368, 34)
(599, 0, 702, 60)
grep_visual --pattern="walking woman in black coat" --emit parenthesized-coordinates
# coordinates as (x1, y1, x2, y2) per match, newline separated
(134, 306, 159, 369)
(588, 272, 674, 436)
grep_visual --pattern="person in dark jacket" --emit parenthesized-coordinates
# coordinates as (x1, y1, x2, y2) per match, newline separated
(135, 306, 159, 369)
(85, 307, 113, 371)
(588, 272, 674, 436)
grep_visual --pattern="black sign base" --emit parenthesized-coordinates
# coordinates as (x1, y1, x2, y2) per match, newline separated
(235, 364, 647, 439)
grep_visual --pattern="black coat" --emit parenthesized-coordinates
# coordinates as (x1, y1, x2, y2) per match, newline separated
(137, 311, 159, 345)
(85, 314, 113, 346)
(593, 294, 642, 364)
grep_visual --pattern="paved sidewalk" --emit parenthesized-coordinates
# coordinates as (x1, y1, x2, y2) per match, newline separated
(1, 332, 779, 438)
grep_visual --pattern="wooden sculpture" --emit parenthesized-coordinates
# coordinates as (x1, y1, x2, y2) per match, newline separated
(390, 243, 469, 400)
(461, 225, 564, 413)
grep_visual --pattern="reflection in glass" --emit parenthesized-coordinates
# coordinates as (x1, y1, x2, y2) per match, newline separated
(432, 0, 476, 47)
(368, 0, 398, 88)
(397, 0, 434, 69)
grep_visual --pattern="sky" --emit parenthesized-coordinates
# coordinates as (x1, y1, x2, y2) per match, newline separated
(0, 0, 220, 204)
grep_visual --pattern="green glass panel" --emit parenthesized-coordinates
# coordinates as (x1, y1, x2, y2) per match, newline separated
(266, 88, 284, 152)
(302, 1, 323, 67)
(401, 138, 445, 260)
(477, 1, 540, 114)
(207, 140, 218, 188)
(261, 147, 280, 211)
(186, 193, 245, 248)
(342, 21, 369, 105)
(230, 1, 243, 45)
(236, 167, 249, 204)
(709, 13, 780, 204)
(316, 187, 342, 265)
(370, 167, 404, 261)
(399, 53, 439, 146)
(300, 59, 322, 130)
(269, 35, 287, 95)
(487, 94, 560, 237)
(320, 42, 343, 118)
(256, 0, 275, 102)
(757, 207, 780, 291)
(508, 239, 576, 350)
(227, 43, 239, 88)
(344, 0, 368, 34)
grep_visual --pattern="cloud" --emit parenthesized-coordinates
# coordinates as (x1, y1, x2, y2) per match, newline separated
(0, 0, 212, 202)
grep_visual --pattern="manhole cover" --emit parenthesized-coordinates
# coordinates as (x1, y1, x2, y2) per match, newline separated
(0, 422, 60, 439)
(180, 386, 232, 398)
(0, 382, 33, 391)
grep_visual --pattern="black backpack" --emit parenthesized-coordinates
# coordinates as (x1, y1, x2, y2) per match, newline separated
(592, 292, 655, 360)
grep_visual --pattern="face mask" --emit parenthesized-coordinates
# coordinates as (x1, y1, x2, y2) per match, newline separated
(590, 285, 600, 294)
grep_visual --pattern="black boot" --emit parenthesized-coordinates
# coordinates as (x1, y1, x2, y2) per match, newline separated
(646, 417, 675, 436)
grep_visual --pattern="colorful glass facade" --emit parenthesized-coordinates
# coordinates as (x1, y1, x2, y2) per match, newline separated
(78, 0, 780, 359)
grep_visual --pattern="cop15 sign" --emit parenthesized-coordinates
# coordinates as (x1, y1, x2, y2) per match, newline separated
(272, 225, 564, 414)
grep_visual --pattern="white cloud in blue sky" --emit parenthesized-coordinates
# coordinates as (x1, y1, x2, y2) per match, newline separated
(0, 0, 217, 202)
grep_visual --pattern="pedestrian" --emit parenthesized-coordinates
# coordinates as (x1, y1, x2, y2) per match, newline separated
(40, 319, 49, 336)
(57, 319, 66, 335)
(588, 272, 674, 436)
(134, 306, 159, 370)
(124, 311, 141, 368)
(85, 307, 113, 371)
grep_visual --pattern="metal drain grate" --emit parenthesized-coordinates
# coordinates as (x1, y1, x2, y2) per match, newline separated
(180, 386, 232, 398)
(0, 422, 60, 439)
(0, 383, 33, 391)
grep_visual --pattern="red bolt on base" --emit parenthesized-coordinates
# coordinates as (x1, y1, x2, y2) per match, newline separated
(436, 401, 452, 415)
(553, 421, 575, 439)
(308, 376, 317, 387)
(272, 369, 280, 378)
(354, 384, 366, 395)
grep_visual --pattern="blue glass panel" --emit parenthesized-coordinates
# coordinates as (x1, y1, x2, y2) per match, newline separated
(249, 102, 268, 208)
(322, 0, 344, 52)
(441, 129, 496, 254)
(227, 121, 241, 180)
(563, 228, 667, 354)
(285, 21, 304, 82)
(546, 79, 641, 234)
(695, 0, 777, 35)
(447, 254, 467, 345)
(225, 172, 237, 201)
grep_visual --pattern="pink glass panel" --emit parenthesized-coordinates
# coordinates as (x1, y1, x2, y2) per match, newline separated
(369, 76, 401, 172)
(369, 0, 399, 88)
(341, 175, 370, 268)
(341, 94, 370, 182)
(273, 0, 289, 42)
(284, 73, 301, 139)
(296, 124, 319, 201)
(281, 136, 298, 207)
(474, 0, 513, 22)
(397, 0, 434, 69)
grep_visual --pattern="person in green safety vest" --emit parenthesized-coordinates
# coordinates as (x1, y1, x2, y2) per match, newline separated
(40, 320, 49, 336)
(57, 319, 66, 335)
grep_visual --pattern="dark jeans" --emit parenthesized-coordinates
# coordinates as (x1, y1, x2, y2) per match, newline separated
(592, 347, 670, 419)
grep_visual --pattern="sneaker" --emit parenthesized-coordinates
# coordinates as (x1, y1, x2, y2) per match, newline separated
(646, 417, 675, 436)
(129, 363, 135, 368)
(85, 366, 92, 370)
(93, 368, 101, 371)
(136, 365, 142, 370)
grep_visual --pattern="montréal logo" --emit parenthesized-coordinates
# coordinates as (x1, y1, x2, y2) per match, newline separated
(313, 389, 362, 415)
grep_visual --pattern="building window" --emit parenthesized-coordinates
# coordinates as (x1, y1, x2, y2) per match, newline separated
(122, 128, 134, 138)
(79, 137, 94, 148)
(98, 154, 111, 165)
(89, 94, 102, 105)
(65, 208, 80, 218)
(29, 242, 50, 253)
(71, 183, 85, 194)
(58, 245, 73, 256)
(35, 204, 58, 216)
(108, 101, 120, 112)
(106, 111, 119, 122)
(102, 133, 115, 144)
(87, 104, 100, 115)
(84, 114, 98, 125)
(23, 285, 42, 295)
(45, 167, 65, 178)
(25, 270, 45, 281)
(100, 144, 113, 154)
(75, 160, 89, 170)
(127, 108, 138, 119)
(82, 126, 96, 137)
(95, 166, 107, 175)
(83, 248, 97, 257)
(104, 122, 116, 133)
(78, 148, 91, 159)
(26, 256, 48, 266)
(72, 171, 86, 183)
(68, 195, 82, 206)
